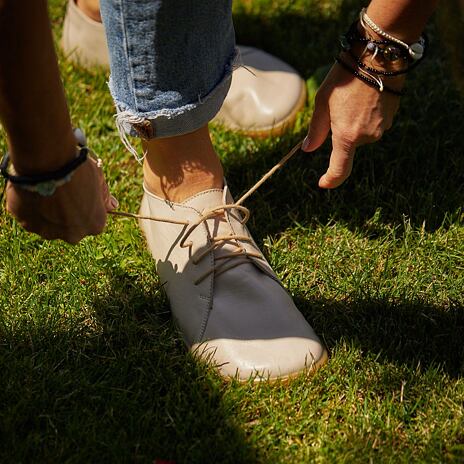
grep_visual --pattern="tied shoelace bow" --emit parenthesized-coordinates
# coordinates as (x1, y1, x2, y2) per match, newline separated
(109, 140, 304, 284)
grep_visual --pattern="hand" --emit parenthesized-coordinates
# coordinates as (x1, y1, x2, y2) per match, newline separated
(302, 62, 403, 189)
(5, 157, 118, 244)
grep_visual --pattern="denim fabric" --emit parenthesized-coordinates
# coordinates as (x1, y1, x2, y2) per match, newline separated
(100, 0, 236, 140)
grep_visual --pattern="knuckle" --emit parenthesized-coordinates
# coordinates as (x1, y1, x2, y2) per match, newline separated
(371, 128, 384, 141)
(336, 129, 358, 146)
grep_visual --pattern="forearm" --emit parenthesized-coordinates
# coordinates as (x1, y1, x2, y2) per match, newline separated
(0, 0, 75, 174)
(366, 0, 440, 42)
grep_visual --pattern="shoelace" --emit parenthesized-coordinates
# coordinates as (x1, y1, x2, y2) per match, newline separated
(109, 140, 303, 284)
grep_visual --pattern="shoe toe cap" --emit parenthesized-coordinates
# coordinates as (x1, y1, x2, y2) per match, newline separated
(192, 336, 328, 381)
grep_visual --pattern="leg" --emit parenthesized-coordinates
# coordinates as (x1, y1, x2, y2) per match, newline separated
(76, 0, 101, 22)
(0, 0, 113, 243)
(100, 0, 235, 201)
(100, 0, 327, 380)
(65, 0, 307, 138)
(142, 125, 223, 202)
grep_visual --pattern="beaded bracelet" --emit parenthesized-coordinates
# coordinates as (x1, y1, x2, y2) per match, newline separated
(338, 15, 428, 96)
(0, 129, 91, 197)
(346, 49, 409, 77)
(335, 57, 404, 97)
(341, 21, 419, 69)
(360, 8, 425, 61)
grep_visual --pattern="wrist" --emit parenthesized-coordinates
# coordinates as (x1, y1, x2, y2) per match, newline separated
(351, 39, 405, 75)
(8, 129, 77, 176)
(365, 6, 424, 44)
(339, 50, 406, 94)
(1, 128, 92, 197)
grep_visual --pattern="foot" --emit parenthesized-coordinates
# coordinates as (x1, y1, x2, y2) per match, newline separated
(139, 181, 328, 381)
(61, 0, 109, 69)
(213, 46, 307, 137)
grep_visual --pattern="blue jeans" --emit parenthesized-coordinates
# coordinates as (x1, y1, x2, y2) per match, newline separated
(100, 0, 236, 141)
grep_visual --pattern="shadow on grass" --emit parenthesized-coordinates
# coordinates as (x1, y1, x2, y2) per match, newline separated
(0, 269, 259, 464)
(294, 293, 464, 379)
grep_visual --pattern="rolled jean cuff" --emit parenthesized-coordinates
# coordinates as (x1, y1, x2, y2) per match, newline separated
(110, 47, 237, 140)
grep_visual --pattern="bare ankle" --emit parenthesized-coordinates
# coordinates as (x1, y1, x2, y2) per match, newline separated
(76, 0, 101, 22)
(141, 126, 224, 203)
(143, 166, 223, 202)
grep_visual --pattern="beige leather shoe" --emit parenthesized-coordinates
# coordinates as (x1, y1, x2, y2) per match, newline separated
(138, 183, 327, 381)
(61, 0, 110, 69)
(213, 46, 307, 137)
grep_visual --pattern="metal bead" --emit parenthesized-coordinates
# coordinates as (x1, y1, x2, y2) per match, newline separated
(383, 45, 402, 62)
(409, 42, 424, 61)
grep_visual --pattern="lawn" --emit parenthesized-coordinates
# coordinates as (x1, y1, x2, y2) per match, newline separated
(0, 1, 463, 463)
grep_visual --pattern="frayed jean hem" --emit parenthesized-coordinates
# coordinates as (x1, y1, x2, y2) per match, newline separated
(110, 47, 239, 160)
(111, 70, 232, 141)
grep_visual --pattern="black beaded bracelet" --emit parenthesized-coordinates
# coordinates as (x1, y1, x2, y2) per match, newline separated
(346, 49, 409, 77)
(335, 57, 404, 97)
(0, 146, 88, 196)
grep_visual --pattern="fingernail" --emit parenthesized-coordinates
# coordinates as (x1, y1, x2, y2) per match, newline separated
(110, 196, 119, 209)
(302, 136, 310, 151)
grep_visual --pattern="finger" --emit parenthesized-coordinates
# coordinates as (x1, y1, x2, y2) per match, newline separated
(383, 119, 393, 132)
(301, 92, 331, 153)
(95, 161, 118, 212)
(319, 134, 356, 189)
(102, 181, 118, 212)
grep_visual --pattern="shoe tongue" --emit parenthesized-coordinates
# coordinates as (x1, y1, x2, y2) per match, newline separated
(181, 188, 226, 212)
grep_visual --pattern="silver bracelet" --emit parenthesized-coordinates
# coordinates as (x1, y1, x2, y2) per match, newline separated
(360, 8, 425, 61)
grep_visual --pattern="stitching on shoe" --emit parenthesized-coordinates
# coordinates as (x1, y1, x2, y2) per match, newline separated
(142, 183, 223, 215)
(180, 189, 225, 206)
(141, 192, 215, 343)
(197, 221, 215, 342)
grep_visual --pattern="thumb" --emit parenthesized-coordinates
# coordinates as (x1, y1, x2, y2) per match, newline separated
(102, 180, 118, 212)
(301, 92, 331, 152)
(95, 161, 118, 212)
(318, 133, 356, 189)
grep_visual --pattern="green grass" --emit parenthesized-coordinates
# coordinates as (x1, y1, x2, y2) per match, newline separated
(1, 1, 463, 462)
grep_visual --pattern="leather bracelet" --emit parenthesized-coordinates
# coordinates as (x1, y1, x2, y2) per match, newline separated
(341, 20, 427, 72)
(0, 145, 88, 196)
(360, 8, 425, 61)
(335, 57, 404, 97)
(346, 49, 409, 77)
